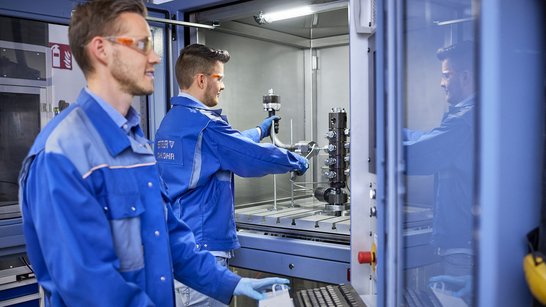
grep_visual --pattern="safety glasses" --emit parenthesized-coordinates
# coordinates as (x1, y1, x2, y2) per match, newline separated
(103, 36, 153, 55)
(207, 73, 224, 82)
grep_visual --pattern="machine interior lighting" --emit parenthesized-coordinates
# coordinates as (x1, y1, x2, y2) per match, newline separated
(254, 0, 348, 25)
(261, 6, 313, 24)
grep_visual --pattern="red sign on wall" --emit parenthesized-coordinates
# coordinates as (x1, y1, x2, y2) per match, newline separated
(49, 43, 72, 70)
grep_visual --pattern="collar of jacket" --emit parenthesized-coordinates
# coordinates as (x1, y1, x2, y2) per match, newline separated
(448, 96, 475, 115)
(76, 89, 132, 157)
(170, 96, 224, 117)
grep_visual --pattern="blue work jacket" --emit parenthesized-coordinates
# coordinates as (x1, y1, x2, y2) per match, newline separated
(18, 90, 240, 307)
(403, 97, 475, 249)
(155, 95, 307, 252)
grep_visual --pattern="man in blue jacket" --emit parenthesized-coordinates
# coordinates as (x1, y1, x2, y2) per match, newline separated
(18, 1, 287, 306)
(403, 41, 475, 300)
(154, 44, 309, 306)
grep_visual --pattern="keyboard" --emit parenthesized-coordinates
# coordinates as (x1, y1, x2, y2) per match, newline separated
(404, 287, 468, 307)
(294, 283, 367, 307)
(404, 288, 442, 307)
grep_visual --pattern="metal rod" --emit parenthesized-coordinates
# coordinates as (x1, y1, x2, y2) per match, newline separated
(270, 128, 296, 150)
(291, 177, 295, 206)
(146, 16, 216, 30)
(290, 119, 295, 207)
(237, 195, 311, 208)
(273, 174, 277, 211)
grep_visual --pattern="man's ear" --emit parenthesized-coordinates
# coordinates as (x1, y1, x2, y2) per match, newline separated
(87, 36, 109, 66)
(461, 70, 473, 84)
(196, 74, 206, 90)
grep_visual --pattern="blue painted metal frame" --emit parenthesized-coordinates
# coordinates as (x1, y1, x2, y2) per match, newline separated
(479, 0, 545, 305)
(0, 0, 74, 24)
(0, 0, 228, 22)
(374, 0, 405, 305)
(230, 232, 350, 284)
(373, 0, 386, 304)
(0, 282, 39, 302)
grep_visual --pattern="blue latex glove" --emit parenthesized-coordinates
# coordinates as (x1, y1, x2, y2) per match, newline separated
(429, 275, 472, 298)
(257, 116, 280, 139)
(293, 155, 309, 176)
(233, 277, 290, 300)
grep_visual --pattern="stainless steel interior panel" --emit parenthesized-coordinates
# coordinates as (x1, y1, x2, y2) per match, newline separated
(201, 29, 307, 204)
(235, 198, 352, 235)
(263, 208, 317, 225)
(318, 216, 350, 233)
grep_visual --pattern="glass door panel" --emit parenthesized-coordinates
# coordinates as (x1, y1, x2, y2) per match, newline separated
(0, 86, 42, 203)
(401, 0, 477, 306)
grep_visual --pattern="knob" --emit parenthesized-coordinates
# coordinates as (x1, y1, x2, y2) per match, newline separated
(324, 171, 337, 179)
(325, 131, 337, 139)
(344, 142, 350, 149)
(344, 155, 350, 162)
(369, 189, 376, 199)
(344, 169, 350, 176)
(288, 263, 295, 270)
(327, 144, 337, 152)
(344, 128, 350, 136)
(324, 158, 337, 166)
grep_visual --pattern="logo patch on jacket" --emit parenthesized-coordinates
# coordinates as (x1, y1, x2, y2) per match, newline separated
(155, 138, 183, 164)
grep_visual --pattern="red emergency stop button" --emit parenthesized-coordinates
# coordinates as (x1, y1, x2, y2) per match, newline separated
(358, 251, 375, 264)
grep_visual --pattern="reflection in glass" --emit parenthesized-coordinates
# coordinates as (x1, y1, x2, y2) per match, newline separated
(402, 1, 476, 306)
(0, 48, 45, 80)
(143, 25, 167, 139)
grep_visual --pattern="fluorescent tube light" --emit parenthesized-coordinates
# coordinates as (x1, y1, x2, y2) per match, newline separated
(262, 6, 314, 23)
(255, 1, 348, 24)
(150, 0, 174, 4)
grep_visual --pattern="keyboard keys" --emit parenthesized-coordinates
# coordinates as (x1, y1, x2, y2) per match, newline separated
(294, 283, 366, 307)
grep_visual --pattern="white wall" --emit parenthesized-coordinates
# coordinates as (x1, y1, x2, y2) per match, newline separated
(48, 24, 85, 108)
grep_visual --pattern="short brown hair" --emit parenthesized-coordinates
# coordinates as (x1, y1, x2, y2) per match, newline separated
(437, 40, 474, 73)
(69, 0, 147, 76)
(175, 44, 230, 89)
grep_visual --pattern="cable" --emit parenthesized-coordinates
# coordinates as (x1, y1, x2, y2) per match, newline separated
(305, 144, 317, 159)
(292, 183, 314, 191)
(19, 255, 35, 275)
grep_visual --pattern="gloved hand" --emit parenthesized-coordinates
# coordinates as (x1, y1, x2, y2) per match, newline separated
(293, 154, 309, 176)
(233, 277, 290, 300)
(429, 275, 472, 298)
(257, 116, 280, 139)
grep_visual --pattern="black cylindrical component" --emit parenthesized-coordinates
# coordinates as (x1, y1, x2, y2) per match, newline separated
(263, 92, 281, 133)
(314, 186, 331, 202)
(262, 93, 280, 105)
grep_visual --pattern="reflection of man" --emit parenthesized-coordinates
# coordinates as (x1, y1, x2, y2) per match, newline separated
(18, 1, 287, 306)
(403, 41, 475, 297)
(154, 44, 309, 307)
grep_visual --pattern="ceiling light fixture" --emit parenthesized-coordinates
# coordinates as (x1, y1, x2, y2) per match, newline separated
(254, 0, 348, 25)
(148, 0, 175, 4)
